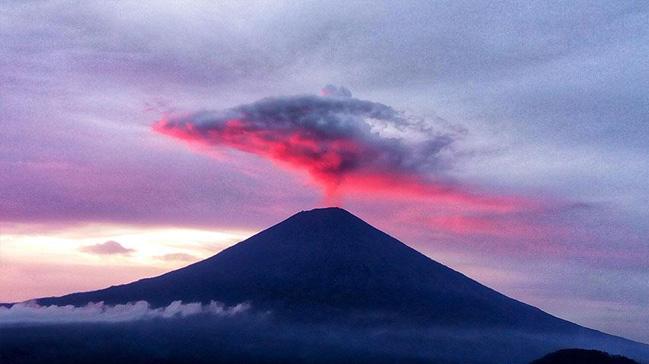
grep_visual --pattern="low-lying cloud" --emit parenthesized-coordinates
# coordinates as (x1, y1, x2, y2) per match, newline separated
(154, 86, 520, 210)
(0, 301, 250, 324)
(2, 314, 645, 364)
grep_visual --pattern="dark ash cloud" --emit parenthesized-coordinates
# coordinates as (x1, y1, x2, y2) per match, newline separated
(153, 87, 519, 209)
(80, 241, 134, 256)
(155, 86, 456, 184)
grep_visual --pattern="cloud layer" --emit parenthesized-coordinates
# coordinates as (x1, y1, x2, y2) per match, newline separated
(0, 301, 250, 324)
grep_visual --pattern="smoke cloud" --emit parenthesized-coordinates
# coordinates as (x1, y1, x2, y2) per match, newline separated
(154, 87, 519, 210)
(0, 301, 250, 324)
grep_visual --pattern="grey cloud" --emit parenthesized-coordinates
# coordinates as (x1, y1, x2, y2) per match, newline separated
(156, 88, 460, 185)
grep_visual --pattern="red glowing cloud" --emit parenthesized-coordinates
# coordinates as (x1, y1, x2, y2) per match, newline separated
(153, 87, 526, 211)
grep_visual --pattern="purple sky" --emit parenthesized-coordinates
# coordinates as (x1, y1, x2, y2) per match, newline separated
(1, 1, 648, 342)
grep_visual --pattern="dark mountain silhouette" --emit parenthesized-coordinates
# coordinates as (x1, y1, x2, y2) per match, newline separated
(34, 208, 573, 328)
(531, 349, 640, 364)
(10, 207, 649, 363)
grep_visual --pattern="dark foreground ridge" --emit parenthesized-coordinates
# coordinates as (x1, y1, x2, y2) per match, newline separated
(5, 207, 649, 363)
(530, 349, 640, 364)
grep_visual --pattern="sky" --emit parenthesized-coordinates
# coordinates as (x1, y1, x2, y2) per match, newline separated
(1, 0, 648, 343)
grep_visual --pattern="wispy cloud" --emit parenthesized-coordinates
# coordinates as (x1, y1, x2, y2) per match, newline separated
(80, 241, 134, 256)
(155, 253, 198, 262)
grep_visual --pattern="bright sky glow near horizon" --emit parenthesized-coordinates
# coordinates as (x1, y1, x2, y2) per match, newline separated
(1, 1, 648, 343)
(0, 222, 252, 301)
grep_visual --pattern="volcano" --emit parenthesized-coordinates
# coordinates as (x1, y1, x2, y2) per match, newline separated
(37, 208, 576, 328)
(18, 208, 649, 363)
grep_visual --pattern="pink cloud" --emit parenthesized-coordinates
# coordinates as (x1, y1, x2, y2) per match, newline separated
(153, 88, 531, 213)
